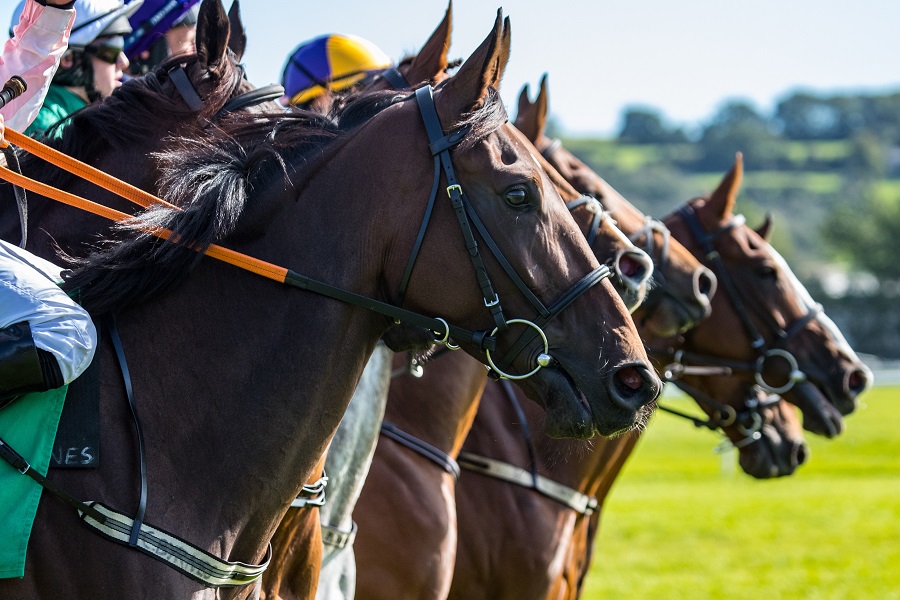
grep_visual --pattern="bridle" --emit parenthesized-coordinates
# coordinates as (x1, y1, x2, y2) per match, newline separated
(405, 85, 612, 380)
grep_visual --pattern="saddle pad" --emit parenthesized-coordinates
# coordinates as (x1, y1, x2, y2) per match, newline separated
(0, 386, 67, 578)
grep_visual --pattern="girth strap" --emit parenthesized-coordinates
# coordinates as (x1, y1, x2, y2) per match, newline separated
(80, 502, 271, 588)
(290, 471, 328, 508)
(321, 521, 358, 551)
(457, 453, 597, 515)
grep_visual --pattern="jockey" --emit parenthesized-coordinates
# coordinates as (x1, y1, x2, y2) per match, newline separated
(125, 0, 199, 76)
(1, 0, 97, 407)
(280, 33, 393, 111)
(8, 0, 144, 138)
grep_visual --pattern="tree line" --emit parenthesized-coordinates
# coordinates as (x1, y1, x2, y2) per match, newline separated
(560, 89, 900, 358)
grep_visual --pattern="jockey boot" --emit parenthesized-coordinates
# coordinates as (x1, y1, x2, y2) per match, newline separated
(0, 321, 63, 409)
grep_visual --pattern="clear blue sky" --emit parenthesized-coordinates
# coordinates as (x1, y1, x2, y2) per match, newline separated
(5, 1, 900, 136)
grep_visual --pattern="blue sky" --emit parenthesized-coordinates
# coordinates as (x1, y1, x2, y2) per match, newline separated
(5, 0, 900, 136)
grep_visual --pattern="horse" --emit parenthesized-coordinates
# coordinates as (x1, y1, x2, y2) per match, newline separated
(272, 10, 656, 600)
(0, 9, 660, 600)
(348, 89, 710, 600)
(448, 154, 872, 600)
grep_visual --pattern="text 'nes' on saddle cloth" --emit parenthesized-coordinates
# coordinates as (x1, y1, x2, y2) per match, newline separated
(0, 386, 67, 578)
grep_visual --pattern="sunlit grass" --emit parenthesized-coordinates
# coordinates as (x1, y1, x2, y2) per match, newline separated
(583, 385, 900, 600)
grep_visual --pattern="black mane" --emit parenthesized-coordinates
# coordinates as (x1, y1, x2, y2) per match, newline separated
(62, 85, 507, 314)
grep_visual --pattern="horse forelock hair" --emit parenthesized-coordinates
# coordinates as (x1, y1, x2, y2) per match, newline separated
(451, 86, 508, 153)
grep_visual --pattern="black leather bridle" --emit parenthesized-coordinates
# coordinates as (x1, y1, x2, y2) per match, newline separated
(404, 85, 612, 380)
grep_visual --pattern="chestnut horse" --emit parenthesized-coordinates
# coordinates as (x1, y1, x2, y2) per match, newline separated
(449, 155, 873, 600)
(0, 9, 659, 600)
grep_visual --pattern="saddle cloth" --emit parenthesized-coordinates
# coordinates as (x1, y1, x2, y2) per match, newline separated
(0, 386, 67, 578)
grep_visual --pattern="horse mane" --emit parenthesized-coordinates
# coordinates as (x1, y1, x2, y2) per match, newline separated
(62, 86, 507, 315)
(19, 53, 244, 191)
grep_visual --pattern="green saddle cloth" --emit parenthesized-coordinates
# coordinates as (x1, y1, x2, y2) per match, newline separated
(0, 386, 67, 579)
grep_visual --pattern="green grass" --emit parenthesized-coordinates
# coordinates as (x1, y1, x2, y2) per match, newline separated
(582, 385, 900, 600)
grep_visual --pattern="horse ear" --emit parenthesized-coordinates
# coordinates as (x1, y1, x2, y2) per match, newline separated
(434, 9, 506, 123)
(196, 0, 231, 75)
(405, 1, 453, 85)
(492, 16, 511, 88)
(534, 73, 549, 137)
(227, 1, 247, 61)
(755, 212, 773, 241)
(706, 151, 743, 226)
(514, 83, 532, 134)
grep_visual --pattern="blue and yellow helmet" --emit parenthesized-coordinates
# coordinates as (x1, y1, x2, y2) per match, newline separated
(281, 33, 392, 106)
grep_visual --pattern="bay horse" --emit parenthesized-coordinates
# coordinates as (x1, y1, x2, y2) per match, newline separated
(349, 92, 706, 600)
(0, 9, 660, 600)
(448, 155, 873, 600)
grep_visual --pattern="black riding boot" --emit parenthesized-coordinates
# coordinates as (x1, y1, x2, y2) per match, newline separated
(0, 321, 64, 409)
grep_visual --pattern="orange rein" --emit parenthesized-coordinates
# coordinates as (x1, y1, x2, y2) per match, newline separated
(0, 128, 288, 283)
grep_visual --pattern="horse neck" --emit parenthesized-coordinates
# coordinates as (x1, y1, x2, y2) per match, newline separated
(384, 350, 488, 457)
(98, 162, 399, 572)
(1, 115, 179, 258)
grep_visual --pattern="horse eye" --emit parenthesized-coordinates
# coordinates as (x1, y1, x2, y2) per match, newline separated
(758, 265, 778, 280)
(505, 187, 529, 207)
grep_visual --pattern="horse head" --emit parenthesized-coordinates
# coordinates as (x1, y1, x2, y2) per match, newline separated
(664, 154, 873, 439)
(515, 75, 715, 337)
(367, 12, 662, 437)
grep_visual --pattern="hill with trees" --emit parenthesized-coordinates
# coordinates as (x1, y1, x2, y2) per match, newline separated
(558, 89, 900, 357)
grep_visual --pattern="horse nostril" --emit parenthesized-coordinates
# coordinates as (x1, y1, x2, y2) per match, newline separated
(847, 368, 870, 395)
(793, 441, 809, 467)
(617, 250, 652, 284)
(610, 364, 661, 411)
(617, 365, 643, 391)
(696, 267, 717, 300)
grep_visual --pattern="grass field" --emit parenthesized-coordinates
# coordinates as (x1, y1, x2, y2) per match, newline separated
(583, 385, 900, 600)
